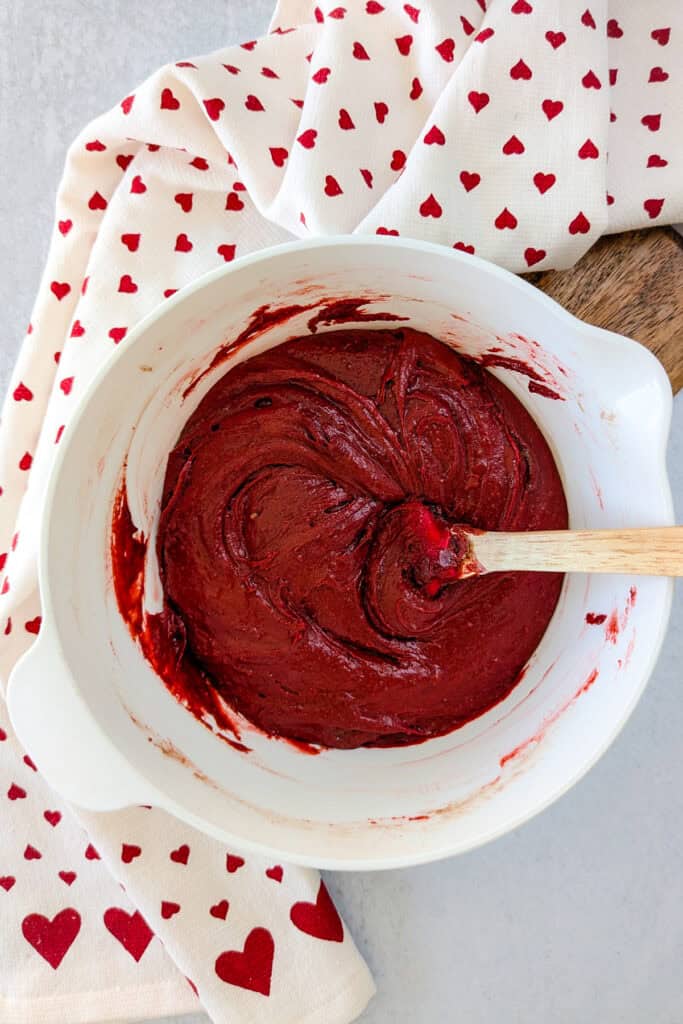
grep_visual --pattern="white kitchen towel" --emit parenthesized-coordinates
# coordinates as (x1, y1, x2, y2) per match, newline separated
(0, 0, 680, 1020)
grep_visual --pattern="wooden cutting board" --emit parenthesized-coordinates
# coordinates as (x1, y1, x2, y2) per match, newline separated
(525, 227, 683, 395)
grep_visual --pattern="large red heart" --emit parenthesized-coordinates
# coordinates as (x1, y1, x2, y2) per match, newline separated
(290, 882, 343, 942)
(203, 98, 225, 121)
(22, 908, 81, 969)
(160, 87, 180, 111)
(215, 927, 274, 996)
(541, 99, 563, 121)
(459, 170, 480, 192)
(494, 207, 518, 230)
(467, 91, 489, 114)
(104, 908, 154, 961)
(510, 59, 532, 81)
(533, 171, 556, 194)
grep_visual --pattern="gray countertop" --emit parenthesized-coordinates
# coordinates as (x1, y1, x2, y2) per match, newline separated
(2, 3, 682, 1023)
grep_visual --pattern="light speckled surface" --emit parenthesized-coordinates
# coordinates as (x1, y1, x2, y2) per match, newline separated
(2, 3, 682, 1023)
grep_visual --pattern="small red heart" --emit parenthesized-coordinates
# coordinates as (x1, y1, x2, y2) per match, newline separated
(324, 174, 343, 197)
(0, 554, 6, 571)
(121, 233, 140, 251)
(210, 899, 230, 919)
(25, 615, 42, 634)
(360, 168, 373, 187)
(374, 101, 389, 123)
(459, 170, 481, 192)
(245, 94, 264, 112)
(338, 108, 355, 130)
(1, 876, 16, 891)
(58, 219, 72, 235)
(13, 382, 33, 402)
(651, 27, 670, 46)
(215, 927, 274, 995)
(203, 98, 225, 122)
(121, 94, 135, 114)
(647, 154, 668, 167)
(419, 193, 442, 218)
(59, 376, 74, 396)
(240, 39, 258, 50)
(643, 197, 664, 219)
(226, 854, 245, 873)
(330, 6, 347, 16)
(475, 27, 494, 42)
(460, 15, 475, 34)
(648, 66, 668, 82)
(109, 327, 127, 344)
(24, 755, 36, 772)
(290, 882, 343, 942)
(376, 227, 399, 235)
(524, 247, 546, 267)
(8, 783, 26, 800)
(269, 147, 288, 167)
(545, 30, 566, 48)
(435, 38, 455, 62)
(390, 149, 406, 171)
(606, 17, 623, 37)
(175, 233, 193, 253)
(261, 66, 279, 79)
(44, 810, 62, 826)
(541, 98, 563, 120)
(50, 281, 71, 301)
(511, 0, 532, 12)
(641, 113, 661, 131)
(174, 193, 193, 213)
(353, 41, 370, 60)
(85, 844, 100, 860)
(495, 207, 518, 230)
(118, 274, 138, 294)
(58, 871, 76, 886)
(366, 0, 384, 10)
(176, 60, 197, 68)
(87, 190, 107, 211)
(266, 865, 283, 882)
(23, 909, 81, 969)
(130, 174, 146, 194)
(582, 69, 601, 89)
(223, 64, 240, 74)
(395, 34, 413, 56)
(1, 577, 9, 593)
(609, 68, 618, 85)
(404, 3, 419, 21)
(169, 843, 190, 865)
(533, 172, 556, 193)
(161, 901, 180, 920)
(569, 211, 591, 234)
(510, 59, 532, 80)
(578, 138, 599, 159)
(55, 425, 65, 444)
(606, 192, 615, 206)
(160, 87, 180, 110)
(217, 244, 236, 262)
(104, 908, 153, 962)
(189, 156, 209, 170)
(424, 125, 445, 145)
(147, 144, 160, 152)
(409, 77, 422, 102)
(164, 289, 178, 298)
(502, 134, 525, 155)
(312, 67, 331, 84)
(85, 139, 106, 151)
(24, 844, 42, 860)
(121, 843, 141, 863)
(226, 191, 244, 211)
(297, 129, 317, 149)
(468, 91, 490, 114)
(581, 8, 596, 27)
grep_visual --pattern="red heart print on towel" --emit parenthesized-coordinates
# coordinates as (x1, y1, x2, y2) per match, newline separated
(647, 154, 668, 168)
(116, 153, 134, 171)
(58, 871, 76, 886)
(581, 8, 596, 28)
(118, 274, 138, 294)
(8, 783, 26, 800)
(651, 27, 670, 46)
(1, 876, 16, 891)
(607, 17, 623, 37)
(130, 174, 146, 194)
(104, 908, 154, 961)
(24, 845, 42, 860)
(511, 0, 532, 11)
(578, 139, 599, 159)
(161, 901, 181, 920)
(545, 30, 566, 48)
(59, 377, 74, 395)
(395, 35, 413, 56)
(510, 59, 532, 80)
(58, 218, 72, 235)
(50, 281, 71, 301)
(160, 87, 180, 110)
(84, 843, 100, 860)
(410, 76, 422, 99)
(435, 38, 455, 62)
(13, 382, 33, 401)
(352, 41, 370, 60)
(170, 843, 190, 865)
(88, 190, 107, 211)
(338, 108, 355, 130)
(109, 327, 127, 343)
(376, 227, 399, 235)
(424, 125, 445, 145)
(459, 171, 480, 192)
(542, 99, 563, 120)
(468, 91, 489, 114)
(120, 94, 134, 114)
(374, 101, 389, 123)
(175, 233, 193, 252)
(85, 139, 106, 151)
(211, 899, 230, 920)
(475, 27, 494, 43)
(569, 211, 591, 234)
(270, 147, 288, 167)
(502, 135, 524, 155)
(22, 909, 81, 969)
(226, 854, 245, 873)
(390, 150, 406, 171)
(324, 175, 343, 197)
(582, 70, 601, 89)
(25, 616, 42, 634)
(366, 0, 384, 12)
(524, 247, 546, 267)
(641, 114, 662, 131)
(217, 244, 236, 262)
(266, 865, 284, 882)
(419, 193, 442, 217)
(44, 810, 61, 826)
(290, 881, 344, 942)
(215, 927, 274, 996)
(203, 98, 225, 121)
(495, 207, 518, 230)
(643, 198, 664, 219)
(404, 4, 419, 22)
(245, 94, 265, 112)
(533, 172, 556, 193)
(226, 191, 245, 211)
(312, 66, 331, 84)
(121, 843, 141, 863)
(297, 129, 317, 149)
(174, 193, 193, 212)
(649, 67, 669, 82)
(121, 233, 140, 251)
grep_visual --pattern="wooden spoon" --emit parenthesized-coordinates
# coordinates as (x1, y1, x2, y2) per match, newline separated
(454, 526, 683, 579)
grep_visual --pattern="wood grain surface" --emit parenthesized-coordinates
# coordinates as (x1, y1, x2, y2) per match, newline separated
(526, 227, 683, 394)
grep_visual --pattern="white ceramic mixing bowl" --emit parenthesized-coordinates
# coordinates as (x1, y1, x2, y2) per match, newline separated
(8, 238, 674, 869)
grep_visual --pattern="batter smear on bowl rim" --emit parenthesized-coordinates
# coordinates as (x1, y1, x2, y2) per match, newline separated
(112, 327, 568, 749)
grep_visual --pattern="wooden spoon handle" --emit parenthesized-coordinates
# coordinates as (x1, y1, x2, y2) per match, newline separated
(473, 527, 683, 577)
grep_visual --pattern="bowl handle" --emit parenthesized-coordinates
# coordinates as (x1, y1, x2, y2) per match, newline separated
(7, 631, 156, 811)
